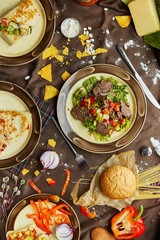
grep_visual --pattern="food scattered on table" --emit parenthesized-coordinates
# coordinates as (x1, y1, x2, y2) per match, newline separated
(71, 151, 138, 210)
(60, 18, 81, 38)
(56, 223, 74, 240)
(62, 71, 71, 81)
(128, 0, 160, 37)
(67, 73, 136, 143)
(62, 46, 69, 55)
(0, 110, 32, 157)
(29, 181, 41, 194)
(46, 178, 56, 186)
(100, 165, 136, 199)
(111, 205, 145, 239)
(150, 137, 160, 156)
(38, 64, 52, 82)
(91, 227, 115, 240)
(34, 170, 40, 177)
(140, 146, 152, 156)
(40, 151, 60, 170)
(80, 206, 97, 219)
(44, 85, 59, 100)
(115, 15, 131, 28)
(11, 198, 73, 239)
(48, 138, 56, 148)
(0, 0, 46, 57)
(42, 45, 59, 60)
(22, 168, 30, 176)
(61, 169, 71, 196)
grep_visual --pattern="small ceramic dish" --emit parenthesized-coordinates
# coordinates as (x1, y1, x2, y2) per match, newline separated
(61, 18, 81, 38)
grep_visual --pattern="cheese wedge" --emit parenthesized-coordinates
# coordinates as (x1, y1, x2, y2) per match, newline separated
(128, 0, 160, 36)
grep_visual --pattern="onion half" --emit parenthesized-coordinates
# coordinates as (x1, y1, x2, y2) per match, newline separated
(56, 223, 74, 240)
(40, 151, 60, 171)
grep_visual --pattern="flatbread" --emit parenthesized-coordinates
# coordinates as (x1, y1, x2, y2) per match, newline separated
(0, 111, 32, 152)
(0, 0, 38, 45)
(6, 225, 37, 240)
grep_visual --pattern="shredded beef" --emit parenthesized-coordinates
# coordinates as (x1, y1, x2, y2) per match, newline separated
(71, 105, 90, 122)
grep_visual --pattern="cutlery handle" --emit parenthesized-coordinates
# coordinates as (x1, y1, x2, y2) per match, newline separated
(116, 45, 136, 75)
(51, 117, 77, 155)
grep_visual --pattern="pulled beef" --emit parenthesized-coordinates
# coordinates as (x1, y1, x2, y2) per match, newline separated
(96, 121, 109, 136)
(93, 79, 113, 97)
(71, 105, 90, 122)
(120, 100, 132, 119)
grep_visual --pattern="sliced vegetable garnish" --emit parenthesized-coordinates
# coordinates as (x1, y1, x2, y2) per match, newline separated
(30, 200, 40, 220)
(29, 181, 41, 194)
(56, 223, 74, 240)
(80, 206, 97, 219)
(49, 195, 60, 202)
(61, 169, 71, 196)
(46, 178, 56, 186)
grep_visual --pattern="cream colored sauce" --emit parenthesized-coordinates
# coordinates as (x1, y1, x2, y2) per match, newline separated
(0, 91, 32, 160)
(14, 202, 59, 239)
(66, 73, 137, 144)
(0, 0, 46, 57)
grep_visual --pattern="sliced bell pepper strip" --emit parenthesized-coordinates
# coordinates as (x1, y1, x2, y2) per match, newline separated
(46, 178, 56, 186)
(30, 200, 40, 220)
(61, 169, 71, 196)
(111, 205, 145, 239)
(33, 217, 52, 234)
(26, 213, 36, 219)
(80, 206, 97, 219)
(50, 203, 71, 213)
(29, 181, 41, 194)
(58, 208, 72, 216)
(49, 195, 60, 202)
(38, 199, 44, 212)
(42, 217, 51, 233)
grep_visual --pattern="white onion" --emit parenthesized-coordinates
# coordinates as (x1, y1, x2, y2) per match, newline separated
(56, 223, 74, 240)
(40, 151, 60, 170)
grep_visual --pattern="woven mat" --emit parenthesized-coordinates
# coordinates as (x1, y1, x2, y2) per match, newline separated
(9, 95, 55, 175)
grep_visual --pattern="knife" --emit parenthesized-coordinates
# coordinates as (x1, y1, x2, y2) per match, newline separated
(116, 45, 160, 110)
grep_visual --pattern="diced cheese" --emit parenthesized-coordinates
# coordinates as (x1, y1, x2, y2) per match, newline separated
(128, 0, 160, 36)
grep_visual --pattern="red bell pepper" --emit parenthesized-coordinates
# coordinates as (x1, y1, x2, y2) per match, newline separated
(46, 178, 56, 186)
(114, 104, 120, 112)
(61, 169, 71, 196)
(108, 100, 116, 109)
(29, 181, 41, 194)
(89, 108, 95, 115)
(30, 200, 40, 220)
(102, 107, 110, 114)
(80, 206, 97, 219)
(111, 205, 145, 239)
(33, 217, 52, 234)
(121, 118, 125, 124)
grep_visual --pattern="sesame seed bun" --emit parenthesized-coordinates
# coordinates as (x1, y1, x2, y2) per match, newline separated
(100, 165, 136, 199)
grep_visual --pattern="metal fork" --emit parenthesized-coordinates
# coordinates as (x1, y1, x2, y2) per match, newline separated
(51, 117, 89, 172)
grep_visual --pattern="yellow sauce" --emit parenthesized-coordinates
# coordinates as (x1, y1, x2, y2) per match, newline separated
(66, 73, 137, 144)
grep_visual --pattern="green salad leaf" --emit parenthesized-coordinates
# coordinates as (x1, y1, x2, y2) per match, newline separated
(82, 77, 97, 93)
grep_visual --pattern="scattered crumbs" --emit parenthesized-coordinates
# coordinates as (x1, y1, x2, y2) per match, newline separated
(124, 40, 140, 50)
(92, 55, 96, 60)
(68, 38, 70, 42)
(152, 69, 160, 85)
(55, 55, 64, 62)
(140, 62, 149, 74)
(115, 15, 131, 28)
(112, 16, 115, 20)
(22, 168, 29, 176)
(37, 64, 52, 82)
(66, 61, 68, 65)
(41, 142, 44, 146)
(47, 172, 50, 175)
(105, 29, 109, 34)
(62, 46, 69, 55)
(135, 52, 141, 56)
(44, 85, 59, 100)
(24, 75, 30, 80)
(48, 139, 56, 148)
(104, 8, 108, 11)
(64, 163, 69, 168)
(105, 38, 113, 48)
(62, 71, 71, 81)
(56, 30, 60, 34)
(115, 57, 121, 65)
(42, 45, 58, 60)
(34, 170, 40, 176)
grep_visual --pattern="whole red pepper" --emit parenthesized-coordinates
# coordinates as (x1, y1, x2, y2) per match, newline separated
(111, 205, 145, 239)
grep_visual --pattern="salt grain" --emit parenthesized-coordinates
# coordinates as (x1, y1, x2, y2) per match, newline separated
(24, 75, 30, 80)
(104, 8, 108, 11)
(150, 137, 160, 157)
(153, 70, 160, 85)
(106, 29, 109, 34)
(105, 38, 113, 48)
(115, 57, 121, 65)
(135, 52, 140, 56)
(88, 26, 92, 30)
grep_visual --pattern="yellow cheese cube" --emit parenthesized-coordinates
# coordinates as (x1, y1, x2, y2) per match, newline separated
(128, 0, 160, 36)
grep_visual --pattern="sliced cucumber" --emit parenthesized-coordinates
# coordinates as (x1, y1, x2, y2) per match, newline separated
(9, 21, 19, 29)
